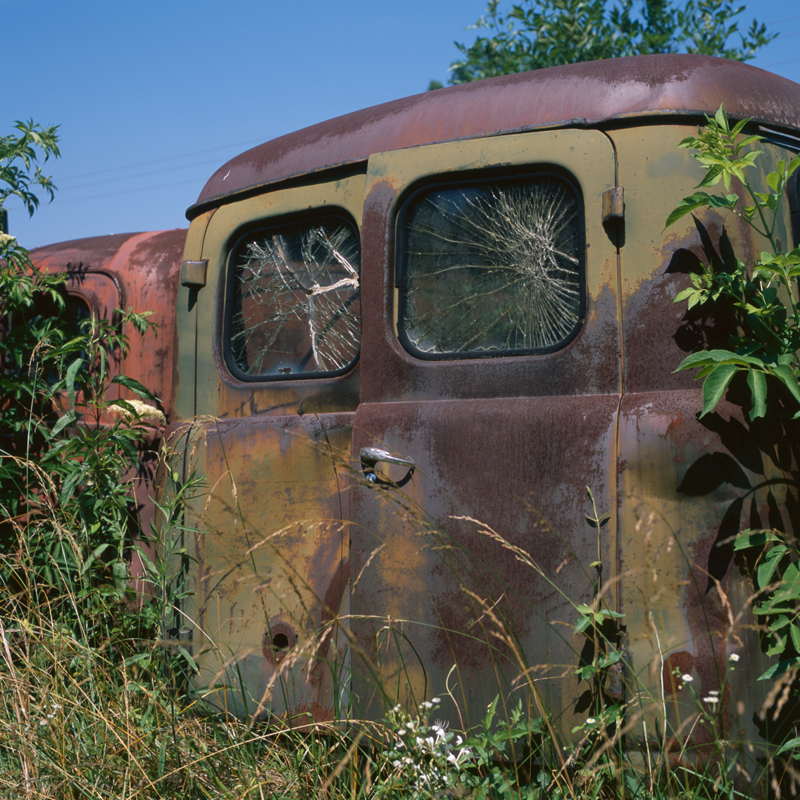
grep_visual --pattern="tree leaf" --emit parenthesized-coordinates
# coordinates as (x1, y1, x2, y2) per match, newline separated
(664, 193, 713, 229)
(746, 368, 767, 421)
(733, 529, 779, 551)
(111, 374, 158, 401)
(65, 356, 82, 409)
(772, 364, 800, 406)
(701, 363, 738, 416)
(759, 657, 800, 681)
(757, 545, 786, 588)
(50, 409, 79, 438)
(676, 349, 756, 372)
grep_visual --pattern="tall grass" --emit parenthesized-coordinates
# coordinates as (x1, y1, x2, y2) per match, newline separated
(3, 437, 800, 798)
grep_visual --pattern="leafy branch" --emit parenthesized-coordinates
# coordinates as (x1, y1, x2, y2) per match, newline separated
(0, 119, 60, 216)
(666, 105, 800, 421)
(438, 0, 776, 87)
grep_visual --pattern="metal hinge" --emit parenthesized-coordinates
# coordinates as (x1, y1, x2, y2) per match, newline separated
(181, 259, 208, 288)
(602, 186, 624, 228)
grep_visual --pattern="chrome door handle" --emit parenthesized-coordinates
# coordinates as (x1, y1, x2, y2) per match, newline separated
(360, 446, 415, 488)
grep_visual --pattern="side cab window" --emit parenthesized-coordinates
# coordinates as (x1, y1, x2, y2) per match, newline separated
(225, 217, 361, 380)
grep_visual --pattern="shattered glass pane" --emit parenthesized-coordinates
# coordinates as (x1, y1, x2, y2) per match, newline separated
(230, 221, 360, 378)
(402, 177, 583, 356)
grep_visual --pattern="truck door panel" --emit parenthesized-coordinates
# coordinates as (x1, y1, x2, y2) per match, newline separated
(181, 175, 364, 720)
(351, 130, 621, 730)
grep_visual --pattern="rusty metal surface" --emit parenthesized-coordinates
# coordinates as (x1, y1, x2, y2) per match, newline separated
(31, 229, 187, 419)
(185, 175, 365, 422)
(338, 127, 623, 733)
(190, 55, 800, 217)
(609, 125, 799, 750)
(182, 413, 352, 721)
(357, 129, 619, 407)
(351, 396, 619, 729)
(617, 391, 790, 751)
(175, 177, 365, 722)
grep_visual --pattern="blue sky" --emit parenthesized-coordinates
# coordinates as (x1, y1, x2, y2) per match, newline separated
(5, 0, 800, 249)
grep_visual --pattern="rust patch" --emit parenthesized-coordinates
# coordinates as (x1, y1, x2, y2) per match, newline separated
(624, 215, 741, 394)
(663, 650, 695, 694)
(191, 55, 800, 216)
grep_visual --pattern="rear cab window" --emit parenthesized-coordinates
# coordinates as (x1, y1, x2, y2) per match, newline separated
(398, 173, 585, 359)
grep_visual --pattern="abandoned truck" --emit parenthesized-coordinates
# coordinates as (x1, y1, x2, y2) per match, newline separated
(28, 230, 186, 582)
(42, 54, 800, 748)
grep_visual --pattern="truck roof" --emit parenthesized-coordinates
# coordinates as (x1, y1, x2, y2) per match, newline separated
(188, 54, 800, 220)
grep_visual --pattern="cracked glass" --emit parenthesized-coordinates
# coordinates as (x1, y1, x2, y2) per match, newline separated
(401, 176, 583, 357)
(229, 220, 360, 379)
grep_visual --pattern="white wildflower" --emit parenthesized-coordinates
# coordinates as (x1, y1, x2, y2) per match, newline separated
(586, 717, 596, 725)
(681, 674, 694, 683)
(729, 653, 740, 662)
(0, 232, 17, 248)
(703, 695, 720, 704)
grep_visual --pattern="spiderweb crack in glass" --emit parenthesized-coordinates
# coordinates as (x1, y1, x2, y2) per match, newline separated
(230, 223, 360, 377)
(404, 178, 582, 355)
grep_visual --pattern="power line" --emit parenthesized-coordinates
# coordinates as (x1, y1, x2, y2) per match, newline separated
(59, 155, 238, 192)
(767, 14, 800, 25)
(55, 177, 203, 205)
(55, 137, 264, 182)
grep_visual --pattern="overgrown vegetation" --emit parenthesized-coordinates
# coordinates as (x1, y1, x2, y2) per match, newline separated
(2, 106, 800, 798)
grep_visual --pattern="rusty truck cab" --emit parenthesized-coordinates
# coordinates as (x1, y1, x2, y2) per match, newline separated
(172, 55, 800, 748)
(29, 230, 186, 572)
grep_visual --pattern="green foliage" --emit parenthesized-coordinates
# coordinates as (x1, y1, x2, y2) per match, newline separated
(0, 120, 60, 215)
(666, 106, 800, 422)
(734, 529, 800, 681)
(437, 0, 775, 87)
(667, 109, 800, 729)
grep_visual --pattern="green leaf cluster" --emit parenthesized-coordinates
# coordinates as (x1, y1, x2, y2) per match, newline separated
(436, 0, 775, 87)
(667, 106, 800, 422)
(0, 119, 60, 216)
(0, 122, 198, 695)
(669, 110, 800, 697)
(734, 531, 800, 681)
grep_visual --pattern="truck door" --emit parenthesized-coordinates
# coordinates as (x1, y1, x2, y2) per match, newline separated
(350, 129, 621, 730)
(180, 173, 364, 721)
